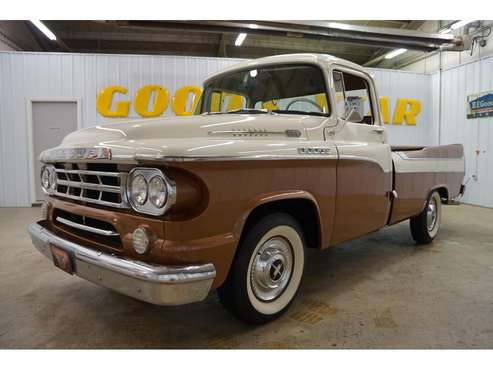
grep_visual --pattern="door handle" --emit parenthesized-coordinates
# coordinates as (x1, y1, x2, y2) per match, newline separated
(371, 127, 384, 134)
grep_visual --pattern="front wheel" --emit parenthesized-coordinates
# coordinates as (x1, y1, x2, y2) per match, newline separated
(410, 190, 442, 244)
(218, 213, 305, 324)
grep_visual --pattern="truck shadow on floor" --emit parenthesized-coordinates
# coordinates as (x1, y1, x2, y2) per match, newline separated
(29, 221, 449, 349)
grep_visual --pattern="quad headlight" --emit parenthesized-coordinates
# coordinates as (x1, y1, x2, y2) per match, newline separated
(40, 165, 57, 194)
(127, 168, 176, 216)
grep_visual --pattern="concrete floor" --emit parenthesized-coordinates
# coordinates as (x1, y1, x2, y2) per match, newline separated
(1, 204, 492, 349)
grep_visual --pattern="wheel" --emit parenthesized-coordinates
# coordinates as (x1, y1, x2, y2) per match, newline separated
(410, 190, 442, 244)
(218, 213, 305, 324)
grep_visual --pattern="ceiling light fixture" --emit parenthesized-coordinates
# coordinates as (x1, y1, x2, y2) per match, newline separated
(439, 20, 475, 34)
(450, 20, 474, 30)
(384, 48, 408, 59)
(30, 20, 57, 41)
(235, 33, 247, 46)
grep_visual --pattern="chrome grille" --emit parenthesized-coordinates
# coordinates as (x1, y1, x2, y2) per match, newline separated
(53, 165, 129, 208)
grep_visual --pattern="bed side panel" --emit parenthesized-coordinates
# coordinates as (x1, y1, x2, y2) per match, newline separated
(389, 144, 465, 225)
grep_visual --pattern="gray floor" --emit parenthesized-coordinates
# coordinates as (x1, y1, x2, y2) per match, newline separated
(1, 204, 492, 349)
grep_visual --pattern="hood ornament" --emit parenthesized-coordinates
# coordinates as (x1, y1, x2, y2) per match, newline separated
(208, 128, 302, 138)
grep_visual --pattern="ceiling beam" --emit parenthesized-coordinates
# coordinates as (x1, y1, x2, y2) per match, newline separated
(117, 20, 461, 52)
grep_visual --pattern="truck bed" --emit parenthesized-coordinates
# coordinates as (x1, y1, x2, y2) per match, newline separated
(388, 144, 465, 224)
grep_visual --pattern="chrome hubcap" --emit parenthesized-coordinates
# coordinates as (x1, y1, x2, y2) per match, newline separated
(250, 236, 293, 302)
(427, 197, 438, 231)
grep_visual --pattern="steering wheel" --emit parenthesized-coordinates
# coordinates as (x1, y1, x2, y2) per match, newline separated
(285, 98, 324, 112)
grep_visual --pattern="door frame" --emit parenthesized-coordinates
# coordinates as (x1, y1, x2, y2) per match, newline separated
(26, 97, 82, 205)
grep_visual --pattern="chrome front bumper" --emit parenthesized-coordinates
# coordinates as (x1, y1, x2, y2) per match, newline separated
(27, 222, 216, 305)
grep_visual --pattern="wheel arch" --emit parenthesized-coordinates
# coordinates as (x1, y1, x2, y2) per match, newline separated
(235, 191, 322, 251)
(418, 185, 449, 213)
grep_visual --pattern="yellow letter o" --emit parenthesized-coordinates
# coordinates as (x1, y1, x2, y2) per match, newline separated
(134, 85, 169, 117)
(172, 86, 202, 116)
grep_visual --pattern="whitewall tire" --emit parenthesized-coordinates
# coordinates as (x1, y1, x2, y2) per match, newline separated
(410, 190, 442, 244)
(218, 213, 305, 324)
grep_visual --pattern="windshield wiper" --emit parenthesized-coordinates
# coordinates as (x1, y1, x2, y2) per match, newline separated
(274, 109, 328, 117)
(203, 108, 274, 115)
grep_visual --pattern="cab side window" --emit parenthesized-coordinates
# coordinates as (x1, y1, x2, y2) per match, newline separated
(332, 70, 374, 125)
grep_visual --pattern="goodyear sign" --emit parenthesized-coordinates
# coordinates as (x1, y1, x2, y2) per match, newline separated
(467, 91, 493, 119)
(97, 85, 421, 126)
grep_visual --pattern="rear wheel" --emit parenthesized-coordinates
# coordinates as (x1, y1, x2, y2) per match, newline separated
(410, 190, 442, 244)
(218, 213, 305, 324)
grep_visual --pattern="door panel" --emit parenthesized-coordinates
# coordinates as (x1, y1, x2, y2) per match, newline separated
(327, 67, 392, 244)
(32, 101, 78, 202)
(329, 123, 393, 244)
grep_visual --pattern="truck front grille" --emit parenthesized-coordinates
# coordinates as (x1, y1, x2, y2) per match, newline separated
(53, 208, 122, 249)
(53, 163, 129, 209)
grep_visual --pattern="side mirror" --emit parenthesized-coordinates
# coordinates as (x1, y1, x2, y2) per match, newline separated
(345, 107, 363, 123)
(336, 107, 356, 128)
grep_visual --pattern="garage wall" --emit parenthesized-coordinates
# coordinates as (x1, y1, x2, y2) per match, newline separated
(0, 51, 433, 207)
(371, 68, 438, 146)
(438, 56, 493, 207)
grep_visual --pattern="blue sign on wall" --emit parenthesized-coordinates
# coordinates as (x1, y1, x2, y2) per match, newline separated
(467, 92, 493, 118)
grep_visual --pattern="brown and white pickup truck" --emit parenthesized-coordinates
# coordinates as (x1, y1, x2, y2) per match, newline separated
(29, 53, 465, 324)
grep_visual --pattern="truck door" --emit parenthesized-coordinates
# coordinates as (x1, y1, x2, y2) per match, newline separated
(327, 68, 393, 244)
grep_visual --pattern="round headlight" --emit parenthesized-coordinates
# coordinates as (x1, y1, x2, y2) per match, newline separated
(41, 167, 51, 191)
(131, 174, 148, 205)
(148, 176, 168, 208)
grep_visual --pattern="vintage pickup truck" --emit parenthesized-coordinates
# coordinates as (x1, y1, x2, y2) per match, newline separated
(28, 53, 465, 324)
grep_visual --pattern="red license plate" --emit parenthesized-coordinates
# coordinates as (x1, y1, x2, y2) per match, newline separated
(50, 245, 73, 274)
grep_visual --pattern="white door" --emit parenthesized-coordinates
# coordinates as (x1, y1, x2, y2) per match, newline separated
(32, 101, 78, 202)
(327, 69, 393, 244)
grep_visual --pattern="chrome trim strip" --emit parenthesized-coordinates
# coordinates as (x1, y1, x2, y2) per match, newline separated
(54, 169, 124, 177)
(56, 216, 119, 237)
(208, 128, 302, 138)
(396, 152, 465, 161)
(28, 222, 216, 305)
(135, 154, 339, 162)
(53, 191, 129, 209)
(56, 179, 122, 193)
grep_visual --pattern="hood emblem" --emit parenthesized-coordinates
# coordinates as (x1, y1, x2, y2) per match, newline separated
(298, 147, 331, 155)
(208, 128, 301, 138)
(41, 147, 112, 162)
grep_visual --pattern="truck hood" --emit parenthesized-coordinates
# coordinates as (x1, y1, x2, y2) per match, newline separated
(41, 114, 323, 163)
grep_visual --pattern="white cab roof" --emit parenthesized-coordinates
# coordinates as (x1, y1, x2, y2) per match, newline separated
(204, 53, 365, 83)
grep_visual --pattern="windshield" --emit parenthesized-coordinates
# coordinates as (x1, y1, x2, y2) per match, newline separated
(197, 64, 330, 116)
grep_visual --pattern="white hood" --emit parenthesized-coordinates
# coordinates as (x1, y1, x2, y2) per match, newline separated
(41, 113, 327, 163)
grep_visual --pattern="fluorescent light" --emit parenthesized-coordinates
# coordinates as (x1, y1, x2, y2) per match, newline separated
(384, 48, 407, 59)
(327, 22, 353, 31)
(451, 20, 474, 30)
(248, 24, 259, 29)
(30, 20, 57, 41)
(235, 33, 247, 46)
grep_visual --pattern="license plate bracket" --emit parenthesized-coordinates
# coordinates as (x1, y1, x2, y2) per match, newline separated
(50, 245, 74, 274)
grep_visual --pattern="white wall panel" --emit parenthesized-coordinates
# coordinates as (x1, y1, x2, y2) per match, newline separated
(370, 68, 437, 146)
(0, 51, 433, 207)
(439, 56, 493, 207)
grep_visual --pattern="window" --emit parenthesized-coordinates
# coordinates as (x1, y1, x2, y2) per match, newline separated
(199, 64, 330, 116)
(332, 70, 374, 124)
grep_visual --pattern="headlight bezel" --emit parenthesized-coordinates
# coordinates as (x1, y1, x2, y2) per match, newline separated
(126, 167, 176, 216)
